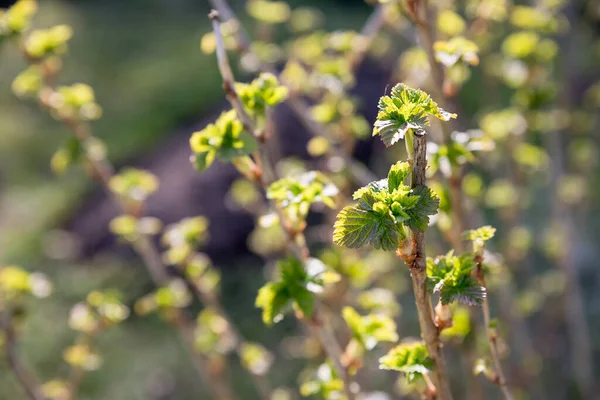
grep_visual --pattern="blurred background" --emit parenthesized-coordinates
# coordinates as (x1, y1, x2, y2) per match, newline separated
(0, 0, 599, 399)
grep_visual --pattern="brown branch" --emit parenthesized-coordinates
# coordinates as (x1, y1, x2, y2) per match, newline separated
(1, 309, 47, 400)
(474, 256, 514, 400)
(407, 131, 454, 400)
(210, 11, 358, 399)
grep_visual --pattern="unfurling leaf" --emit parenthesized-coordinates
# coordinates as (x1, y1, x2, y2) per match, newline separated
(236, 73, 288, 118)
(343, 307, 398, 350)
(334, 163, 439, 251)
(189, 110, 258, 171)
(256, 257, 336, 325)
(373, 83, 456, 147)
(379, 341, 434, 382)
(426, 252, 486, 306)
(463, 226, 496, 242)
(267, 171, 338, 223)
(434, 37, 479, 67)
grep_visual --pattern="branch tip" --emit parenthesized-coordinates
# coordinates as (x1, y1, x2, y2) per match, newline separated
(208, 10, 221, 22)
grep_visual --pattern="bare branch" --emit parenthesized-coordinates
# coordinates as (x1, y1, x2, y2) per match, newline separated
(1, 310, 47, 400)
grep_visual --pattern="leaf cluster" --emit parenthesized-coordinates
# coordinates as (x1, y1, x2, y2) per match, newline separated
(0, 265, 52, 300)
(109, 168, 159, 204)
(63, 343, 102, 371)
(426, 251, 486, 306)
(236, 73, 288, 119)
(194, 307, 236, 354)
(0, 0, 37, 38)
(267, 171, 338, 223)
(24, 24, 72, 59)
(434, 37, 479, 67)
(109, 215, 162, 242)
(46, 83, 103, 121)
(161, 217, 210, 265)
(69, 290, 129, 333)
(333, 162, 439, 251)
(373, 83, 456, 147)
(342, 306, 398, 351)
(255, 257, 336, 325)
(240, 343, 274, 376)
(300, 363, 344, 398)
(379, 341, 434, 382)
(190, 110, 258, 171)
(134, 280, 192, 316)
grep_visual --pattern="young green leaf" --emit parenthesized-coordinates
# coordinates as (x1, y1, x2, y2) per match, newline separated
(189, 110, 258, 171)
(0, 0, 37, 38)
(256, 257, 335, 325)
(334, 164, 439, 251)
(434, 37, 479, 67)
(373, 83, 456, 147)
(236, 73, 288, 118)
(267, 171, 338, 222)
(379, 341, 434, 382)
(300, 363, 345, 398)
(109, 168, 159, 203)
(343, 307, 398, 350)
(426, 252, 486, 306)
(387, 161, 412, 191)
(463, 226, 496, 242)
(333, 205, 401, 251)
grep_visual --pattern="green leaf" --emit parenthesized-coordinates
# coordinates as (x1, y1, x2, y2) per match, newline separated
(426, 252, 486, 306)
(236, 73, 289, 118)
(334, 164, 439, 251)
(292, 286, 314, 318)
(434, 37, 479, 67)
(405, 186, 440, 231)
(440, 279, 486, 307)
(255, 282, 289, 326)
(280, 257, 308, 286)
(333, 205, 400, 251)
(373, 83, 456, 147)
(267, 171, 338, 222)
(189, 110, 258, 171)
(343, 307, 398, 350)
(256, 257, 331, 325)
(463, 226, 496, 242)
(387, 161, 412, 191)
(379, 341, 434, 382)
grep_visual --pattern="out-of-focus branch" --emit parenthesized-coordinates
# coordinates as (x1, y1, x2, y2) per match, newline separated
(209, 11, 358, 399)
(1, 309, 47, 400)
(547, 5, 594, 396)
(474, 256, 514, 400)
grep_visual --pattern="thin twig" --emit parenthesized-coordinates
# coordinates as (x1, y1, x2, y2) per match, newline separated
(209, 11, 358, 399)
(1, 307, 47, 400)
(474, 255, 514, 400)
(405, 132, 454, 400)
